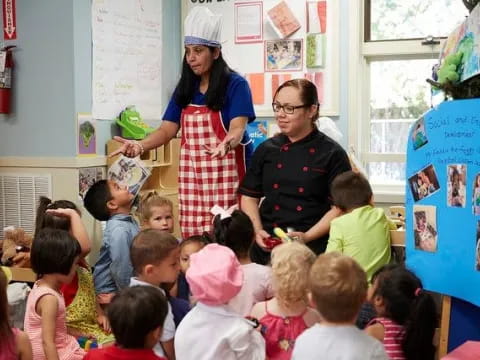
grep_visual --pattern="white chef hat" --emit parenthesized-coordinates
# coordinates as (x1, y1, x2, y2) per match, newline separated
(184, 7, 222, 48)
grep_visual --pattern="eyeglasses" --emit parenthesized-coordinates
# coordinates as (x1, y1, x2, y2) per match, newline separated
(272, 103, 308, 114)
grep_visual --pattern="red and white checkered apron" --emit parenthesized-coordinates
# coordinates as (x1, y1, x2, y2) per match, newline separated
(179, 105, 246, 239)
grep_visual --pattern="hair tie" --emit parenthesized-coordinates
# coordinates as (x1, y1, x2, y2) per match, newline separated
(210, 204, 237, 220)
(414, 287, 422, 297)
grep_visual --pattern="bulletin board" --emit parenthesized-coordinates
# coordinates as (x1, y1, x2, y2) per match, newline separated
(405, 99, 480, 307)
(181, 0, 339, 117)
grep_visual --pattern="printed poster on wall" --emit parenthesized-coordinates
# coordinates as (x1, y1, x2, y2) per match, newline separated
(92, 0, 163, 120)
(246, 120, 268, 150)
(405, 99, 480, 306)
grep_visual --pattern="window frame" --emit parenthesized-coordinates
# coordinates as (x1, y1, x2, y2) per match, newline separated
(348, 1, 448, 202)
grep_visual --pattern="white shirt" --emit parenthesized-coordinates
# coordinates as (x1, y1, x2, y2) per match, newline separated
(175, 302, 265, 360)
(228, 263, 273, 316)
(292, 324, 388, 360)
(129, 277, 175, 357)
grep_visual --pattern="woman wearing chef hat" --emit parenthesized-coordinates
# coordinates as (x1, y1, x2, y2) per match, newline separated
(112, 7, 256, 239)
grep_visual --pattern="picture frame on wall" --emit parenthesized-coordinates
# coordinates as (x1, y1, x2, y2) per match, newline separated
(265, 39, 303, 72)
(234, 2, 263, 44)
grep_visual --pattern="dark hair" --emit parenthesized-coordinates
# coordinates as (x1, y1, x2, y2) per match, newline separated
(213, 210, 254, 259)
(273, 78, 320, 123)
(0, 270, 14, 355)
(83, 180, 112, 221)
(31, 228, 81, 278)
(330, 171, 373, 211)
(181, 232, 212, 250)
(373, 265, 437, 360)
(174, 48, 233, 111)
(130, 229, 179, 274)
(35, 196, 79, 235)
(107, 286, 168, 349)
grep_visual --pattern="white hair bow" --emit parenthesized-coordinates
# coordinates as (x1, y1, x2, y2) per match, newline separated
(210, 204, 238, 220)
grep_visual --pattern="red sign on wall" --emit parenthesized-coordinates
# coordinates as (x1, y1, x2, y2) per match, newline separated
(3, 0, 16, 40)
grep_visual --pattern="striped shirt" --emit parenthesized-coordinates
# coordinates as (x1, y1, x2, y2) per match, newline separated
(368, 317, 406, 360)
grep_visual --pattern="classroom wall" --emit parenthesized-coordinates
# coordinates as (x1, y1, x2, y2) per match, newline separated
(0, 0, 182, 158)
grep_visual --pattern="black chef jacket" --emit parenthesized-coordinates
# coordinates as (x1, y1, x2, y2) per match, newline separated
(239, 128, 351, 262)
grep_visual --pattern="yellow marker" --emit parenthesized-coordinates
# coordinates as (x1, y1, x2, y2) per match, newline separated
(273, 227, 292, 243)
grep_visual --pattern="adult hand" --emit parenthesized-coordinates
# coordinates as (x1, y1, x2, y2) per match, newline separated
(204, 135, 235, 159)
(255, 229, 271, 250)
(109, 136, 142, 158)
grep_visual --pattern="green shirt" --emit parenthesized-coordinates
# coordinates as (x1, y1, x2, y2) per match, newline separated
(326, 205, 395, 283)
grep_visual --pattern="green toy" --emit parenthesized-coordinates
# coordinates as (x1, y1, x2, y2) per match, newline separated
(115, 106, 155, 140)
(437, 52, 463, 84)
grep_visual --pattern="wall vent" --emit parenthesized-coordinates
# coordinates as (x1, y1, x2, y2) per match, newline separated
(0, 174, 52, 240)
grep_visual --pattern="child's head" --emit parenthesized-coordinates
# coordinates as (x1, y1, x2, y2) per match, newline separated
(130, 229, 180, 284)
(271, 242, 316, 305)
(309, 252, 367, 323)
(138, 191, 174, 233)
(180, 233, 210, 274)
(35, 196, 79, 234)
(213, 210, 254, 260)
(83, 179, 133, 221)
(108, 286, 168, 349)
(370, 265, 436, 360)
(186, 243, 243, 306)
(31, 228, 81, 282)
(331, 171, 373, 212)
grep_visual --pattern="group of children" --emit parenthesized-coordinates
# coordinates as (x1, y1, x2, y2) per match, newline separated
(0, 171, 438, 360)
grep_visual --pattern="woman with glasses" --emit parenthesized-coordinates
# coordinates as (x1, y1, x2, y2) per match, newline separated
(110, 7, 255, 239)
(239, 79, 351, 264)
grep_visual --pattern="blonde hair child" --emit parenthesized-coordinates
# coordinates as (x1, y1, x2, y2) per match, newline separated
(138, 191, 175, 233)
(250, 242, 321, 360)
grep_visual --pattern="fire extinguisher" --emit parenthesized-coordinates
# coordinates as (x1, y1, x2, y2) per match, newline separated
(0, 45, 15, 114)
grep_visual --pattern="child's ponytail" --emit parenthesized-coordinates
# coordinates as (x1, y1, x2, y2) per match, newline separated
(402, 289, 436, 360)
(212, 210, 254, 259)
(35, 196, 53, 236)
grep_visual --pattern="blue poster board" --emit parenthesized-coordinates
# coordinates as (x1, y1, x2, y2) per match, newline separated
(246, 120, 269, 150)
(405, 99, 480, 306)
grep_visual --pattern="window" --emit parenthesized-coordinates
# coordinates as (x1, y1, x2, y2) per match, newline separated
(349, 0, 468, 197)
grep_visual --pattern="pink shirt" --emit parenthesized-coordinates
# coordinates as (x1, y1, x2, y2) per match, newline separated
(228, 263, 274, 316)
(368, 317, 406, 360)
(24, 283, 85, 360)
(0, 328, 19, 360)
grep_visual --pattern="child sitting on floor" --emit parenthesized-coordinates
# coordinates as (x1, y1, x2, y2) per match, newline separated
(84, 286, 169, 360)
(250, 242, 321, 360)
(84, 179, 139, 306)
(175, 243, 265, 359)
(292, 252, 388, 360)
(212, 209, 273, 316)
(35, 196, 114, 346)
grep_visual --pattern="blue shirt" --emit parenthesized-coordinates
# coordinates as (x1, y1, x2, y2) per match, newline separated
(93, 214, 139, 294)
(162, 72, 256, 165)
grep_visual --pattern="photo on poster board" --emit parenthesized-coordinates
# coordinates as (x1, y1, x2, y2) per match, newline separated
(306, 33, 325, 68)
(413, 205, 438, 253)
(473, 173, 480, 215)
(265, 39, 303, 71)
(234, 2, 263, 44)
(408, 164, 440, 202)
(411, 116, 428, 150)
(77, 113, 96, 156)
(306, 1, 327, 34)
(447, 164, 467, 208)
(79, 167, 104, 200)
(266, 1, 301, 38)
(476, 221, 480, 270)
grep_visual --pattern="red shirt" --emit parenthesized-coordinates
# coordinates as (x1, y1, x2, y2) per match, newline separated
(84, 345, 165, 360)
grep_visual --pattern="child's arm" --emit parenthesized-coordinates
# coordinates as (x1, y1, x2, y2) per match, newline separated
(16, 330, 33, 360)
(37, 294, 60, 360)
(249, 301, 267, 328)
(365, 322, 385, 342)
(161, 339, 176, 360)
(45, 208, 91, 257)
(95, 301, 111, 333)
